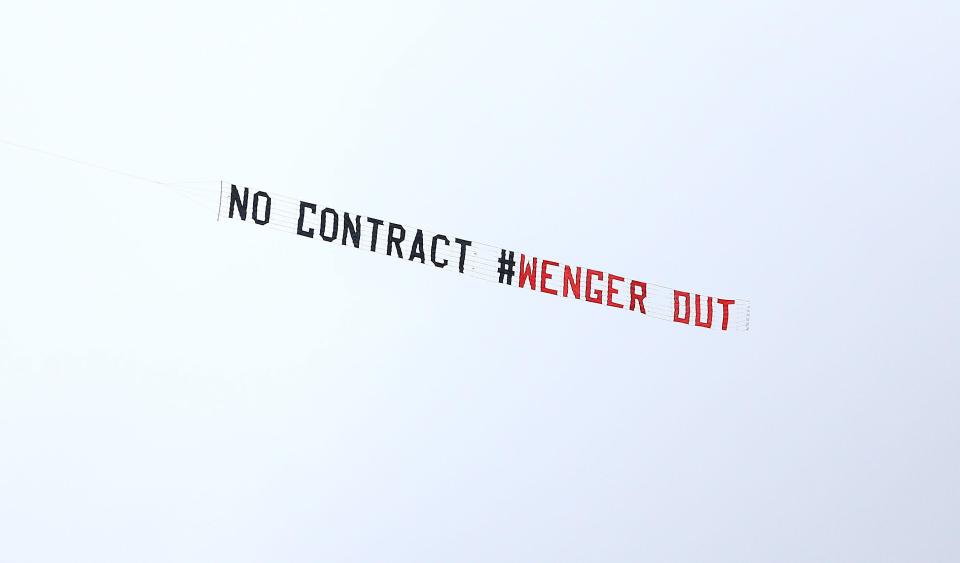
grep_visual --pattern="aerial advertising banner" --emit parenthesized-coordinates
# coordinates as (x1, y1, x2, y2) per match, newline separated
(218, 182, 751, 332)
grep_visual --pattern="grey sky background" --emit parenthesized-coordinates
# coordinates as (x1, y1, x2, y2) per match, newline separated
(1, 2, 957, 562)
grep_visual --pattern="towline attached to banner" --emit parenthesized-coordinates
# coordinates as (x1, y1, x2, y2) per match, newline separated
(219, 182, 751, 332)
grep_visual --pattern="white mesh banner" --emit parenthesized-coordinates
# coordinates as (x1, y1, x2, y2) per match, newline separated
(219, 182, 751, 332)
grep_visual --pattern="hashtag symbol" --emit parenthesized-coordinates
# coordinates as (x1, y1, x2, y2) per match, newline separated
(498, 249, 516, 285)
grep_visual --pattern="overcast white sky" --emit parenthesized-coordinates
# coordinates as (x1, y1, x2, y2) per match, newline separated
(1, 2, 958, 562)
